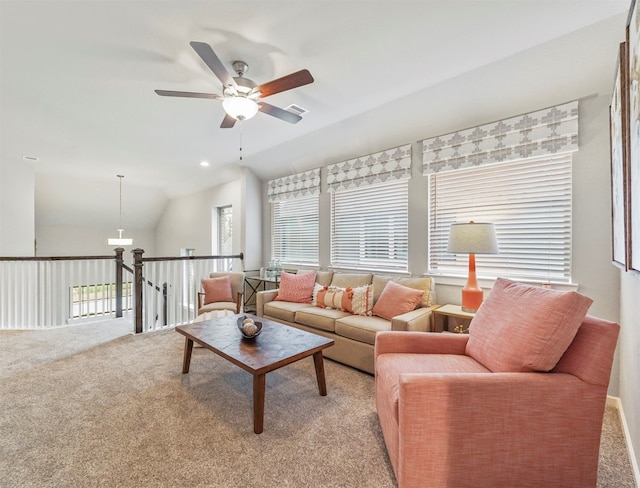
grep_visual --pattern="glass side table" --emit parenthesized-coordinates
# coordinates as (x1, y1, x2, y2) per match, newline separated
(243, 275, 280, 314)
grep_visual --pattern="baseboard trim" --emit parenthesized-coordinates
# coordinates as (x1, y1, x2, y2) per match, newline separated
(607, 395, 640, 486)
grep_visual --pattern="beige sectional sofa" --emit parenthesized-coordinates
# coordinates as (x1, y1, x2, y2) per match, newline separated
(256, 270, 437, 374)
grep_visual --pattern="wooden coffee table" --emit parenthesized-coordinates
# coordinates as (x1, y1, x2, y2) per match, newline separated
(175, 313, 335, 434)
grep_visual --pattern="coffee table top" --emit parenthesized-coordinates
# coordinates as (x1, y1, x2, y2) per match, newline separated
(176, 313, 334, 375)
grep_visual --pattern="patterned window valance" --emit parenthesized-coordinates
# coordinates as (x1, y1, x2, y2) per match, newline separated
(267, 168, 321, 203)
(421, 101, 579, 175)
(326, 144, 412, 192)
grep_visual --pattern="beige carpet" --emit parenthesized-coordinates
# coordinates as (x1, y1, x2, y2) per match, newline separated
(0, 320, 635, 488)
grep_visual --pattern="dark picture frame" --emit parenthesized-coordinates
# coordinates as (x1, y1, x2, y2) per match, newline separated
(628, 0, 640, 274)
(610, 42, 630, 270)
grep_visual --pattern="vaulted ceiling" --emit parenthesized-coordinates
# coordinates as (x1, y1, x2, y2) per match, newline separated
(0, 1, 630, 229)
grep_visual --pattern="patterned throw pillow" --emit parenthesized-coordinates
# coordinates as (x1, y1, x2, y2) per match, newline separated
(316, 286, 351, 311)
(372, 280, 424, 320)
(350, 284, 374, 316)
(314, 284, 374, 316)
(202, 276, 233, 304)
(275, 271, 317, 303)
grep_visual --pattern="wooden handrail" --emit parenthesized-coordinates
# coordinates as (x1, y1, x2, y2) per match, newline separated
(140, 252, 244, 263)
(0, 255, 114, 261)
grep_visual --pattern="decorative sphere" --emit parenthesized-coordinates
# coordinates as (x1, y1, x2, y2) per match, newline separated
(243, 322, 259, 336)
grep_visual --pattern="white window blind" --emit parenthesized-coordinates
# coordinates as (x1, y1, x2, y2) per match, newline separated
(271, 195, 319, 266)
(331, 179, 409, 272)
(428, 154, 572, 283)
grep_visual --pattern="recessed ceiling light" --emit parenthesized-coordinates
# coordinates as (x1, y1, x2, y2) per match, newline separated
(200, 161, 210, 167)
(22, 155, 39, 162)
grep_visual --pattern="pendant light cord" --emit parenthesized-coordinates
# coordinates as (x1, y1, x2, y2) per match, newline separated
(117, 174, 124, 230)
(239, 122, 243, 161)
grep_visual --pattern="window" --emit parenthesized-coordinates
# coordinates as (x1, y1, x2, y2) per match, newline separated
(428, 154, 572, 283)
(331, 179, 409, 272)
(271, 195, 319, 266)
(217, 206, 233, 271)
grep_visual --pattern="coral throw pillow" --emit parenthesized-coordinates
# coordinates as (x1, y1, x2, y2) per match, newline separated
(372, 280, 424, 320)
(275, 271, 317, 303)
(202, 276, 233, 305)
(465, 278, 593, 372)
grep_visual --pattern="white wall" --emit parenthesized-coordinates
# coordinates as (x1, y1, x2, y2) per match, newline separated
(35, 225, 156, 257)
(0, 158, 35, 256)
(620, 273, 640, 472)
(154, 167, 258, 267)
(240, 168, 263, 271)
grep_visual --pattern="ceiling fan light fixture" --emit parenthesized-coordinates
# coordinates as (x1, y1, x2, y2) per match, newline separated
(222, 96, 259, 121)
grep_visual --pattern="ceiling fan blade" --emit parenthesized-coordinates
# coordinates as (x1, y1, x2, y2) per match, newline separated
(220, 114, 237, 129)
(257, 69, 314, 98)
(259, 102, 303, 124)
(189, 41, 237, 89)
(155, 89, 222, 99)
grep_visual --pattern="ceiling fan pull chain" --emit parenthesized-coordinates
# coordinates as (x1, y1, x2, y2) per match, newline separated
(239, 121, 243, 161)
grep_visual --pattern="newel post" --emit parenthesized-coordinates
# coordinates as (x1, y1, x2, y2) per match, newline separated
(132, 248, 144, 333)
(114, 248, 125, 318)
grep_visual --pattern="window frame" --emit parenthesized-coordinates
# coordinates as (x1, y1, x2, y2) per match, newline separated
(427, 154, 573, 284)
(271, 194, 320, 267)
(330, 179, 409, 273)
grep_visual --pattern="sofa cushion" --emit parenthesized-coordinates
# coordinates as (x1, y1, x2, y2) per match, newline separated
(398, 277, 435, 308)
(336, 314, 393, 345)
(202, 276, 233, 304)
(316, 270, 334, 286)
(295, 307, 349, 332)
(373, 275, 435, 308)
(298, 269, 333, 287)
(198, 301, 237, 315)
(330, 273, 373, 288)
(275, 271, 316, 303)
(264, 300, 311, 323)
(465, 278, 593, 372)
(372, 281, 424, 320)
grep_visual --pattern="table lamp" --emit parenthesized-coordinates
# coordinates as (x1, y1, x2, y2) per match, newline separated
(447, 221, 499, 312)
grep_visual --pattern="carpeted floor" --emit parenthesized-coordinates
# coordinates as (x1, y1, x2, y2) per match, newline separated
(0, 319, 636, 488)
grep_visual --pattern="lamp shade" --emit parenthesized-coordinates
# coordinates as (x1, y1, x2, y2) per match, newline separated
(447, 222, 499, 255)
(222, 96, 259, 121)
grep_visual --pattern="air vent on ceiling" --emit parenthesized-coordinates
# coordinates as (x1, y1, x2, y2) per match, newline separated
(284, 104, 308, 117)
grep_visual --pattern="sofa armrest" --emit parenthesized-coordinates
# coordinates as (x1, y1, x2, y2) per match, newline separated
(256, 289, 279, 317)
(375, 330, 469, 357)
(390, 306, 434, 332)
(395, 372, 601, 487)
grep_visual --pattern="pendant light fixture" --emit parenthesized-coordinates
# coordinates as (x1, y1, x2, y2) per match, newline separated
(108, 175, 133, 246)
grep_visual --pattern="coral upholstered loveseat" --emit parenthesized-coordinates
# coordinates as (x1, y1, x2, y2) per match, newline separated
(375, 278, 620, 488)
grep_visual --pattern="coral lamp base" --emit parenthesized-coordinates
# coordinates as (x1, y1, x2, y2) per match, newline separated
(461, 288, 483, 313)
(461, 253, 483, 313)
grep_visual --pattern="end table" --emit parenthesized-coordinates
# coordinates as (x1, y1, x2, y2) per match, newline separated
(431, 304, 476, 333)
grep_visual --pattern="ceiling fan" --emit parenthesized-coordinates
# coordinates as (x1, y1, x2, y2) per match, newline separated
(155, 41, 314, 128)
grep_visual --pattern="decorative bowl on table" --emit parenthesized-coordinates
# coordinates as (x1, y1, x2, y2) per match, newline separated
(236, 316, 263, 339)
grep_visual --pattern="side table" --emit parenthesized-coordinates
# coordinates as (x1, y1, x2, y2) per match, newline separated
(243, 275, 280, 313)
(431, 304, 476, 333)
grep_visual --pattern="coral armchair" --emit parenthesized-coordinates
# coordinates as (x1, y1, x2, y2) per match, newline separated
(197, 272, 245, 315)
(375, 278, 620, 488)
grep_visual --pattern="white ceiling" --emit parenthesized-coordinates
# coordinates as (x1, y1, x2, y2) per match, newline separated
(0, 0, 631, 228)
